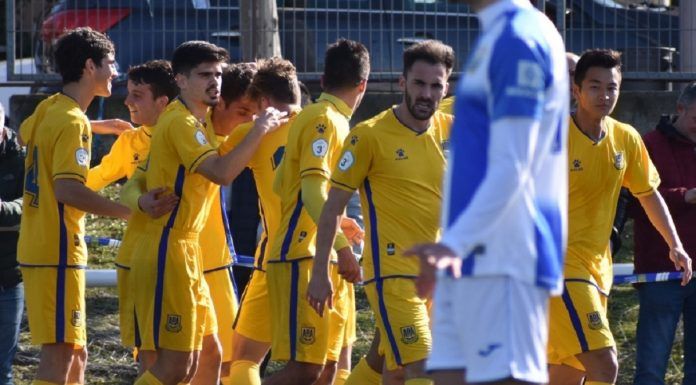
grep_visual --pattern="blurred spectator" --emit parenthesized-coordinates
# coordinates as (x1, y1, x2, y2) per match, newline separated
(632, 82, 696, 385)
(0, 103, 25, 385)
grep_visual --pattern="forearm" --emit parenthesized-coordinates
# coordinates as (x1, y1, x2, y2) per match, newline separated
(638, 191, 683, 249)
(55, 179, 130, 219)
(301, 176, 351, 251)
(202, 129, 264, 185)
(0, 197, 23, 228)
(313, 206, 342, 275)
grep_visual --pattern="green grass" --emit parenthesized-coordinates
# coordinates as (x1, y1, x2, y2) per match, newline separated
(11, 185, 686, 384)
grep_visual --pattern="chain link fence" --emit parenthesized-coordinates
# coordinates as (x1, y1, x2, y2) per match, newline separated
(3, 0, 696, 84)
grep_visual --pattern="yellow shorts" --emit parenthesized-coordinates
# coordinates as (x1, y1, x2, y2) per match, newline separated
(234, 269, 272, 344)
(548, 279, 614, 370)
(132, 227, 212, 352)
(364, 278, 431, 370)
(343, 281, 356, 347)
(117, 266, 136, 347)
(21, 266, 86, 346)
(267, 259, 348, 364)
(204, 265, 238, 362)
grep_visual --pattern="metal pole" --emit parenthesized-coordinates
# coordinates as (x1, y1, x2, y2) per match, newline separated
(240, 0, 281, 61)
(681, 0, 696, 74)
(555, 0, 566, 43)
(6, 0, 15, 81)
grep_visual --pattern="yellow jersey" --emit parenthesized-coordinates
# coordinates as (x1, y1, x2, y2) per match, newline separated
(17, 93, 92, 266)
(143, 100, 218, 233)
(269, 94, 352, 262)
(220, 111, 297, 269)
(438, 96, 455, 115)
(331, 108, 452, 281)
(86, 125, 153, 191)
(567, 116, 660, 290)
(115, 165, 149, 268)
(200, 131, 236, 272)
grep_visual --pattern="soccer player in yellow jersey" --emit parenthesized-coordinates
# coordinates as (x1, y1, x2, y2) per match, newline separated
(17, 27, 130, 385)
(130, 41, 287, 385)
(263, 39, 370, 385)
(84, 61, 179, 356)
(308, 40, 454, 385)
(215, 57, 300, 385)
(548, 49, 692, 385)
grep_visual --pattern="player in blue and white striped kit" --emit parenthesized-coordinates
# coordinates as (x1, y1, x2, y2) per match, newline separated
(406, 0, 569, 383)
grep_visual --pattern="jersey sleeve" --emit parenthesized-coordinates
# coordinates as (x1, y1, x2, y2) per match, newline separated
(330, 127, 372, 192)
(298, 115, 340, 179)
(120, 164, 147, 212)
(623, 128, 661, 197)
(52, 120, 91, 183)
(169, 119, 217, 173)
(86, 129, 141, 190)
(219, 123, 252, 155)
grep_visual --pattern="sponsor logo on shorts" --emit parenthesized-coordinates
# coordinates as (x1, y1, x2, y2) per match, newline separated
(386, 243, 396, 256)
(298, 231, 307, 243)
(300, 326, 315, 345)
(400, 325, 418, 344)
(613, 152, 625, 170)
(71, 310, 83, 327)
(587, 311, 603, 330)
(166, 314, 183, 333)
(477, 343, 501, 357)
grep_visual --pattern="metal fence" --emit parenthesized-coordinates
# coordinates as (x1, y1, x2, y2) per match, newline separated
(4, 0, 696, 84)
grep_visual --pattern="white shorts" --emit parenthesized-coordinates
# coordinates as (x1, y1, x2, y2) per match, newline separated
(427, 275, 549, 383)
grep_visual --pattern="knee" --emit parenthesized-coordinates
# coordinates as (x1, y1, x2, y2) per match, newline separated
(582, 348, 619, 382)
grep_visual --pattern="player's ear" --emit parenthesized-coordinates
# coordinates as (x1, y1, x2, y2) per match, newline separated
(398, 75, 406, 91)
(84, 58, 96, 75)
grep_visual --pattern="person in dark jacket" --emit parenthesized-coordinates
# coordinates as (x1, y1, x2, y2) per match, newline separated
(632, 83, 696, 385)
(0, 103, 25, 385)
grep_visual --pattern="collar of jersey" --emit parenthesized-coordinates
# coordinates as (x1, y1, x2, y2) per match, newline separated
(57, 92, 82, 111)
(478, 0, 530, 31)
(317, 93, 352, 119)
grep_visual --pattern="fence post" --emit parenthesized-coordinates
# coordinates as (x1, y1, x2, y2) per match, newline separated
(5, 0, 15, 81)
(681, 0, 696, 74)
(240, 0, 281, 61)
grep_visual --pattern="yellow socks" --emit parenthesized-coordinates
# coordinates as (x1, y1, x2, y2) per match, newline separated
(32, 381, 60, 385)
(345, 357, 381, 385)
(404, 379, 433, 385)
(134, 370, 164, 385)
(228, 360, 261, 385)
(334, 368, 351, 385)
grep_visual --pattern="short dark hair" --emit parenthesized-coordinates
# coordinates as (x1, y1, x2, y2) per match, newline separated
(322, 39, 370, 90)
(53, 27, 115, 84)
(127, 60, 178, 101)
(171, 41, 229, 75)
(677, 82, 696, 109)
(220, 62, 257, 104)
(574, 49, 622, 86)
(248, 57, 299, 104)
(402, 40, 455, 77)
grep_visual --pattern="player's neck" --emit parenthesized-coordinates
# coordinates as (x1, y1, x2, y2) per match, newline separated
(178, 94, 208, 122)
(393, 103, 430, 133)
(324, 88, 360, 115)
(61, 82, 96, 112)
(573, 110, 607, 142)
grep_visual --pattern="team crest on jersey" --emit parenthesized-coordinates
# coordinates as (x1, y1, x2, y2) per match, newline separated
(71, 310, 83, 327)
(338, 151, 354, 171)
(386, 243, 396, 255)
(316, 124, 326, 134)
(195, 129, 208, 146)
(587, 311, 603, 330)
(312, 139, 329, 157)
(400, 325, 418, 344)
(298, 231, 308, 243)
(395, 148, 408, 160)
(166, 314, 182, 332)
(613, 152, 625, 170)
(75, 148, 89, 167)
(571, 159, 583, 172)
(300, 326, 315, 345)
